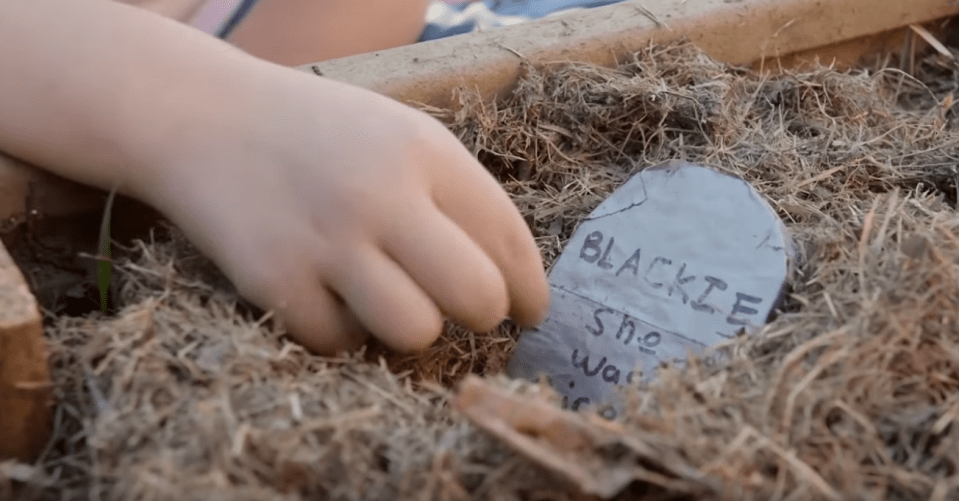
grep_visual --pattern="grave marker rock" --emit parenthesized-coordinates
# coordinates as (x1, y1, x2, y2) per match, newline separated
(507, 160, 791, 415)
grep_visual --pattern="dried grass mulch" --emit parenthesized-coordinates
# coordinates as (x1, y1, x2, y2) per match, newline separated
(6, 40, 959, 500)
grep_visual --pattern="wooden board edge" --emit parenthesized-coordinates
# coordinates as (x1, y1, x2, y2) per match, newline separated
(301, 0, 959, 108)
(0, 237, 50, 462)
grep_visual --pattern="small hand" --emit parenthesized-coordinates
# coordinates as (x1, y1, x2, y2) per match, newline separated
(145, 68, 550, 354)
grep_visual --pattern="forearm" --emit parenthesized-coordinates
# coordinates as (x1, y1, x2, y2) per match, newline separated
(0, 0, 268, 202)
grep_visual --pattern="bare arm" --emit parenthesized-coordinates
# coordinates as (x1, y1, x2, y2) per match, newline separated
(0, 0, 263, 201)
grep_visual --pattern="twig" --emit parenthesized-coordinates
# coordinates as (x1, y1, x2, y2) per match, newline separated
(634, 4, 671, 31)
(794, 164, 849, 189)
(909, 24, 954, 59)
(495, 42, 525, 59)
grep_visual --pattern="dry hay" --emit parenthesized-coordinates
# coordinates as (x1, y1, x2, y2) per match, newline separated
(5, 40, 959, 500)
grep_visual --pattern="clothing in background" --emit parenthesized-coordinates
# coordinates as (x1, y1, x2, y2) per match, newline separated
(420, 0, 624, 42)
(190, 0, 628, 46)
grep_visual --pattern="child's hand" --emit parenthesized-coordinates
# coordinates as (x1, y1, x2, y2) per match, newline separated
(141, 69, 550, 354)
(0, 0, 547, 354)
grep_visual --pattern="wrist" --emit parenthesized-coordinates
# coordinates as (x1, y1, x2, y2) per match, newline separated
(0, 0, 272, 210)
(119, 53, 273, 210)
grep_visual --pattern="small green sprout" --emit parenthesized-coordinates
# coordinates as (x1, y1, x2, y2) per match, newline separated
(97, 188, 117, 312)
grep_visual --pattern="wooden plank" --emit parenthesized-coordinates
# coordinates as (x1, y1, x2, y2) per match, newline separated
(0, 238, 50, 462)
(301, 0, 959, 108)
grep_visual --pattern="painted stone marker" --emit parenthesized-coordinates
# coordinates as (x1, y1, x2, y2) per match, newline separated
(507, 160, 790, 416)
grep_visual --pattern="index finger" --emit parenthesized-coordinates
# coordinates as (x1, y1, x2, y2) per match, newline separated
(423, 126, 550, 327)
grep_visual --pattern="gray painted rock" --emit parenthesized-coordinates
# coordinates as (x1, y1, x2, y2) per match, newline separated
(507, 160, 790, 416)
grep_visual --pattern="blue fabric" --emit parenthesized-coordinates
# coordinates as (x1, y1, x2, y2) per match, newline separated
(212, 1, 625, 44)
(484, 0, 623, 17)
(217, 0, 259, 39)
(420, 0, 625, 42)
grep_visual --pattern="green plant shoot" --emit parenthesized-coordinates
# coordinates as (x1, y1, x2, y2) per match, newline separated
(97, 188, 117, 312)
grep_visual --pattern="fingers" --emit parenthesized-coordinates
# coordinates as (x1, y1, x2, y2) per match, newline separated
(424, 133, 550, 326)
(276, 285, 370, 355)
(227, 239, 369, 355)
(382, 202, 509, 333)
(329, 247, 444, 353)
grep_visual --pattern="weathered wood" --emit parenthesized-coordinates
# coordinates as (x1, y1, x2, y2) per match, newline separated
(303, 0, 959, 108)
(0, 152, 103, 222)
(0, 238, 50, 462)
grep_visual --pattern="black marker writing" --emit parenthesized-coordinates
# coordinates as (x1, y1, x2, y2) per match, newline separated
(727, 292, 762, 325)
(580, 231, 603, 263)
(645, 257, 672, 288)
(597, 237, 615, 270)
(614, 316, 636, 344)
(616, 248, 642, 276)
(586, 308, 661, 355)
(571, 397, 590, 410)
(643, 331, 661, 347)
(571, 349, 605, 376)
(601, 365, 621, 384)
(691, 276, 728, 313)
(668, 263, 696, 303)
(586, 307, 615, 337)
